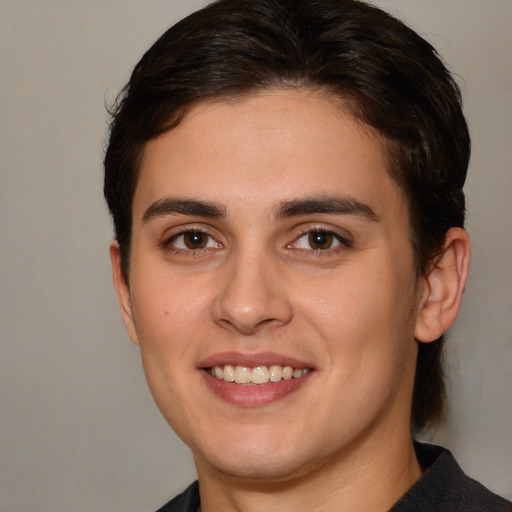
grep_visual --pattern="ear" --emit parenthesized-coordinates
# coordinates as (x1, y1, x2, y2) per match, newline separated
(415, 227, 471, 343)
(110, 241, 140, 346)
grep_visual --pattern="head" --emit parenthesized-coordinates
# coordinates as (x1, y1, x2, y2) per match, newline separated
(104, 0, 470, 434)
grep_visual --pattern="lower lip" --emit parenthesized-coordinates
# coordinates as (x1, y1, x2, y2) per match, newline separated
(201, 370, 313, 407)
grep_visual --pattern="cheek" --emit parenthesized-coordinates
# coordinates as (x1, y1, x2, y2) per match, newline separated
(129, 269, 213, 367)
(305, 269, 413, 334)
(129, 273, 213, 437)
(301, 267, 418, 425)
(298, 257, 418, 373)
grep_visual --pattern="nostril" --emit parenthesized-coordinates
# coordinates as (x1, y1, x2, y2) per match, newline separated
(255, 317, 277, 328)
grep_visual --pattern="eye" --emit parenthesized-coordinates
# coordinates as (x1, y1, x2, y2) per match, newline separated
(169, 230, 221, 251)
(290, 229, 349, 251)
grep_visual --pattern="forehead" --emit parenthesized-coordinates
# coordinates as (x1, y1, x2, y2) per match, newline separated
(134, 89, 404, 221)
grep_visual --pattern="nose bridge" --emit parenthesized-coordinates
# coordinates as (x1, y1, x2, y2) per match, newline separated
(212, 242, 292, 334)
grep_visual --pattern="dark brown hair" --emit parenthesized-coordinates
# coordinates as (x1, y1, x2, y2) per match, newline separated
(104, 0, 470, 432)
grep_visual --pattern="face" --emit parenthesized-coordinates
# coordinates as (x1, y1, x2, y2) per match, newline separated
(113, 90, 426, 483)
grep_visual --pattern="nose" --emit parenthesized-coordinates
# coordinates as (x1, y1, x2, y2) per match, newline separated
(211, 249, 293, 335)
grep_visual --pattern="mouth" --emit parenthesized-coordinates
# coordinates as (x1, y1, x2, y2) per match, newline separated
(199, 353, 314, 406)
(208, 364, 310, 385)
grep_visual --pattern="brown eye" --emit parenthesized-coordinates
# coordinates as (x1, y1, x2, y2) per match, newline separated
(308, 231, 334, 250)
(170, 230, 220, 251)
(289, 229, 348, 252)
(183, 232, 208, 249)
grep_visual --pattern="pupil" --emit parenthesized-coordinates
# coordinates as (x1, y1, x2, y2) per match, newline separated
(309, 231, 332, 250)
(185, 232, 207, 249)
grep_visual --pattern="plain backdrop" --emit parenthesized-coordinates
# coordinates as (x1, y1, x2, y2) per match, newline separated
(1, 1, 510, 510)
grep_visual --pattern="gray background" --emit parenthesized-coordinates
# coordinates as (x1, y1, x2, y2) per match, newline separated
(1, 1, 510, 510)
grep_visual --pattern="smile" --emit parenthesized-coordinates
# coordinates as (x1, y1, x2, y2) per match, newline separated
(209, 364, 310, 384)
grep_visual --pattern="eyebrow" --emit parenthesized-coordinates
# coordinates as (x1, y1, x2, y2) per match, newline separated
(141, 194, 380, 223)
(142, 198, 226, 223)
(274, 195, 380, 222)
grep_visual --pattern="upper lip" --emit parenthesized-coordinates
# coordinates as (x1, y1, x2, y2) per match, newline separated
(198, 351, 314, 370)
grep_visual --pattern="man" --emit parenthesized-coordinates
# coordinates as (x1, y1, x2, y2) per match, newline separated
(104, 0, 512, 510)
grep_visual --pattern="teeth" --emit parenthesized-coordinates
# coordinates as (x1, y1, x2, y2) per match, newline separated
(282, 366, 293, 380)
(269, 365, 282, 382)
(223, 364, 235, 382)
(210, 364, 309, 385)
(234, 366, 251, 384)
(251, 366, 270, 384)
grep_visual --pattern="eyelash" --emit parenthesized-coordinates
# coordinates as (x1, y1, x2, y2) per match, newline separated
(162, 227, 352, 256)
(163, 229, 222, 255)
(290, 228, 352, 253)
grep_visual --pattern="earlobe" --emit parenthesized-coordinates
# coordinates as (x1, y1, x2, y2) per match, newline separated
(414, 227, 471, 343)
(109, 241, 140, 346)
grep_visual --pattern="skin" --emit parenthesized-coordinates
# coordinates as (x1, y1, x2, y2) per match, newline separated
(111, 89, 470, 511)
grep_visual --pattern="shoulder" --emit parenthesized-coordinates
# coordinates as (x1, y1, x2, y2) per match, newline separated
(155, 481, 200, 512)
(391, 443, 512, 511)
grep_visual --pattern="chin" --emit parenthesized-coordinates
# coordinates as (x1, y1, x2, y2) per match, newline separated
(191, 428, 324, 483)
(198, 450, 311, 482)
